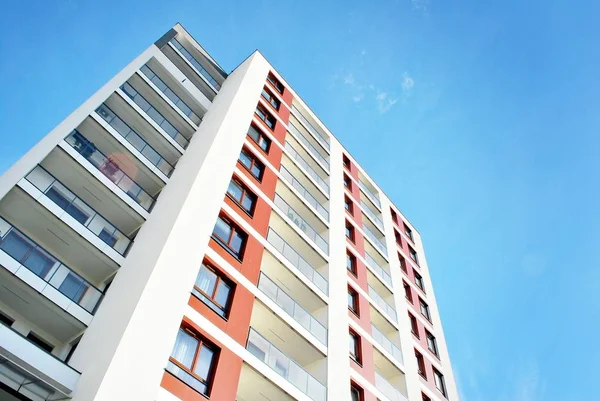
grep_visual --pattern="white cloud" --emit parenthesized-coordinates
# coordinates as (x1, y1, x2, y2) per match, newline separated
(352, 94, 364, 103)
(402, 73, 415, 95)
(344, 73, 355, 85)
(376, 91, 398, 114)
(412, 0, 429, 14)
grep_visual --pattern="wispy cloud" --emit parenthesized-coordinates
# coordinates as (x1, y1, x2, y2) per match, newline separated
(344, 73, 355, 85)
(402, 72, 415, 99)
(412, 0, 430, 14)
(376, 91, 399, 114)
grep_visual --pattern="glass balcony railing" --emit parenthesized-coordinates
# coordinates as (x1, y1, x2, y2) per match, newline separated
(368, 285, 397, 322)
(246, 328, 327, 401)
(170, 38, 221, 90)
(363, 225, 388, 255)
(365, 252, 392, 287)
(361, 199, 384, 230)
(371, 325, 404, 364)
(279, 166, 329, 221)
(95, 103, 174, 177)
(359, 180, 381, 208)
(139, 64, 201, 124)
(284, 142, 329, 194)
(258, 273, 327, 345)
(25, 166, 132, 255)
(120, 82, 189, 149)
(266, 228, 328, 295)
(65, 130, 155, 212)
(288, 122, 329, 170)
(375, 372, 408, 401)
(273, 194, 328, 254)
(0, 217, 104, 314)
(291, 105, 330, 152)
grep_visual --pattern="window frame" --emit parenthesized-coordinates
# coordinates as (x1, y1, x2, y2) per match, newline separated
(211, 215, 248, 260)
(343, 154, 351, 169)
(426, 330, 440, 358)
(261, 87, 281, 111)
(345, 221, 355, 242)
(344, 174, 352, 190)
(346, 251, 357, 276)
(348, 286, 359, 316)
(404, 223, 414, 241)
(193, 263, 234, 319)
(409, 313, 420, 338)
(399, 254, 408, 273)
(344, 195, 354, 215)
(409, 245, 419, 264)
(415, 349, 427, 379)
(391, 208, 399, 224)
(226, 177, 257, 216)
(238, 147, 265, 181)
(350, 383, 364, 401)
(419, 298, 432, 321)
(248, 124, 271, 153)
(255, 104, 276, 130)
(267, 72, 285, 94)
(395, 230, 403, 247)
(414, 270, 425, 292)
(433, 368, 447, 397)
(403, 280, 413, 303)
(349, 330, 362, 364)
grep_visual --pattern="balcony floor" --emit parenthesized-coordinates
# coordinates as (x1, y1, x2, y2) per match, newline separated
(236, 363, 294, 401)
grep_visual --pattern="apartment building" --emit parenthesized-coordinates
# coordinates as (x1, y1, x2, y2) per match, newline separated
(0, 23, 459, 401)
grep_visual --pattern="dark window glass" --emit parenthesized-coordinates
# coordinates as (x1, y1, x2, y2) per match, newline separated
(227, 179, 257, 215)
(255, 105, 276, 130)
(404, 223, 414, 241)
(0, 311, 14, 327)
(248, 124, 271, 153)
(414, 271, 425, 291)
(351, 384, 363, 401)
(345, 196, 353, 214)
(238, 148, 265, 180)
(409, 246, 419, 264)
(415, 349, 426, 378)
(409, 313, 420, 337)
(348, 287, 359, 315)
(27, 332, 54, 353)
(212, 216, 247, 259)
(404, 281, 413, 303)
(59, 273, 87, 302)
(261, 88, 281, 110)
(344, 174, 352, 189)
(434, 369, 447, 396)
(267, 73, 285, 94)
(422, 393, 432, 401)
(420, 298, 431, 321)
(343, 155, 351, 168)
(345, 222, 355, 242)
(426, 331, 439, 357)
(0, 230, 55, 278)
(193, 264, 233, 318)
(346, 252, 356, 275)
(391, 208, 399, 224)
(399, 254, 407, 273)
(349, 331, 361, 363)
(395, 230, 403, 247)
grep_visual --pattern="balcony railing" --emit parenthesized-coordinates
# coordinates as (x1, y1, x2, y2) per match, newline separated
(273, 194, 328, 254)
(65, 130, 155, 212)
(120, 82, 189, 149)
(365, 252, 392, 287)
(25, 166, 132, 255)
(96, 103, 174, 177)
(371, 325, 404, 364)
(266, 228, 328, 295)
(258, 273, 327, 345)
(170, 38, 221, 90)
(284, 142, 329, 194)
(288, 122, 329, 170)
(363, 224, 388, 255)
(291, 105, 330, 152)
(359, 180, 381, 208)
(246, 328, 327, 401)
(375, 372, 408, 401)
(368, 285, 397, 322)
(0, 217, 103, 314)
(279, 166, 328, 221)
(361, 199, 384, 230)
(140, 64, 201, 124)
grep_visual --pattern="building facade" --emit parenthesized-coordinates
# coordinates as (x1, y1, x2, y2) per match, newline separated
(0, 24, 459, 401)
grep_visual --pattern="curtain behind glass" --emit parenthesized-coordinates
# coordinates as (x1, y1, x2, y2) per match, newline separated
(171, 329, 198, 369)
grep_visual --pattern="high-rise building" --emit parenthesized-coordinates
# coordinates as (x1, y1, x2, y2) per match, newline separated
(0, 24, 459, 401)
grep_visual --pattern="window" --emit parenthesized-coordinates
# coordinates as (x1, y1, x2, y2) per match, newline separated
(193, 264, 233, 318)
(27, 332, 54, 353)
(395, 230, 403, 247)
(344, 196, 354, 215)
(414, 271, 425, 292)
(346, 252, 357, 275)
(267, 72, 284, 94)
(391, 208, 399, 224)
(399, 254, 407, 273)
(348, 287, 359, 315)
(415, 349, 426, 378)
(343, 174, 352, 189)
(168, 328, 217, 396)
(212, 215, 247, 259)
(403, 281, 413, 303)
(46, 186, 90, 224)
(426, 330, 439, 357)
(422, 393, 432, 401)
(409, 246, 419, 264)
(255, 104, 276, 130)
(433, 368, 447, 397)
(409, 313, 420, 337)
(345, 221, 355, 242)
(420, 298, 431, 321)
(343, 154, 351, 169)
(404, 223, 414, 241)
(350, 383, 364, 401)
(0, 230, 55, 278)
(238, 148, 265, 181)
(248, 124, 271, 153)
(99, 229, 118, 247)
(227, 178, 257, 215)
(59, 272, 87, 302)
(261, 87, 281, 110)
(349, 330, 361, 364)
(0, 310, 14, 327)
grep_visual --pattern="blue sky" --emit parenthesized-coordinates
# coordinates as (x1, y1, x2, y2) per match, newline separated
(1, 1, 599, 400)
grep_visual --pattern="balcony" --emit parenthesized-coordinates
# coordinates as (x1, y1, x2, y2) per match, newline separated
(24, 166, 132, 256)
(64, 130, 156, 212)
(273, 192, 328, 254)
(287, 120, 330, 170)
(95, 103, 174, 177)
(359, 179, 381, 209)
(120, 82, 189, 149)
(266, 228, 328, 295)
(361, 199, 384, 231)
(237, 362, 296, 401)
(258, 271, 327, 346)
(290, 105, 330, 152)
(368, 285, 397, 323)
(139, 63, 202, 126)
(363, 223, 388, 257)
(246, 327, 327, 401)
(284, 141, 329, 194)
(170, 38, 221, 90)
(279, 165, 329, 221)
(365, 252, 392, 288)
(371, 324, 403, 366)
(375, 372, 408, 401)
(0, 322, 80, 400)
